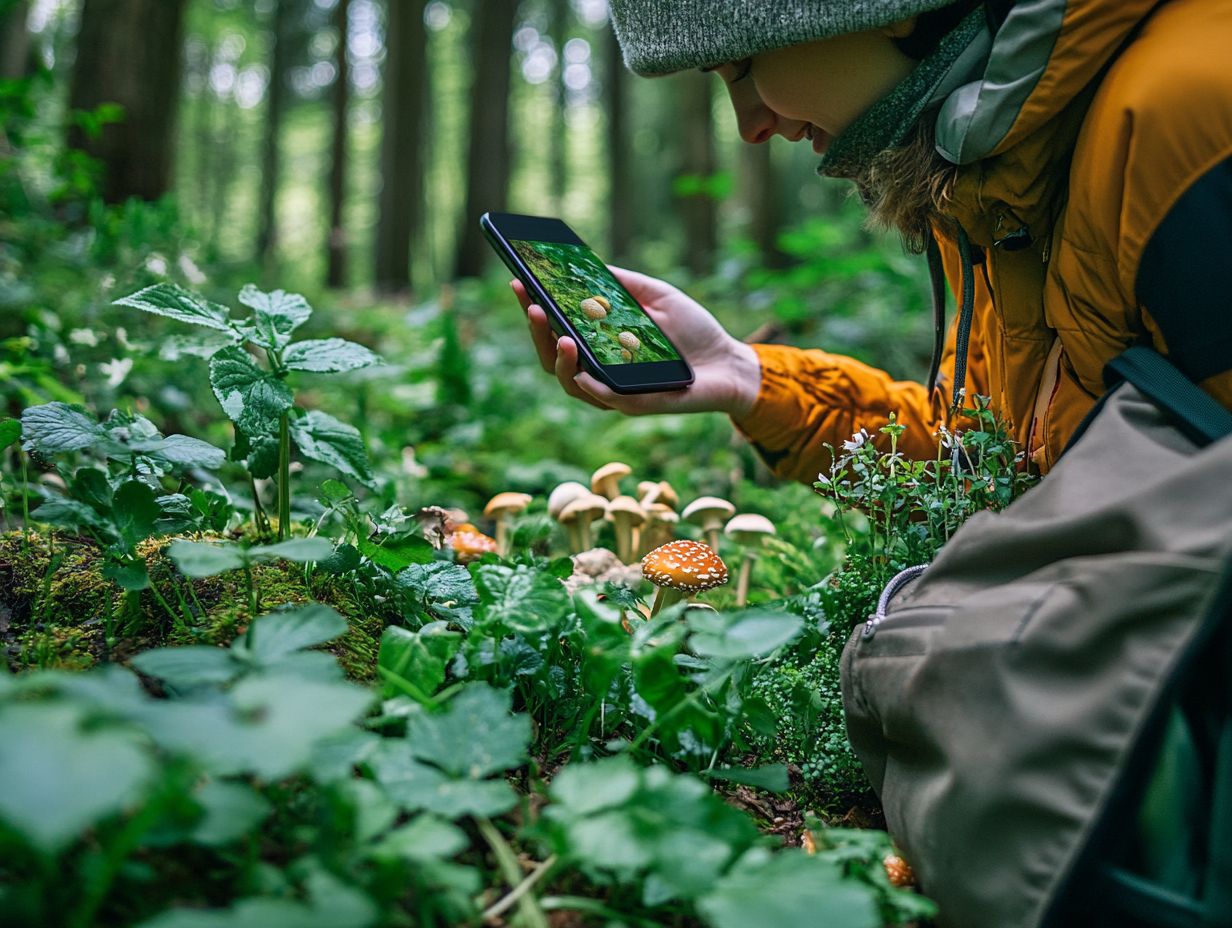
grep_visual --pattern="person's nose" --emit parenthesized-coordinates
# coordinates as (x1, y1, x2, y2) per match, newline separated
(734, 100, 778, 144)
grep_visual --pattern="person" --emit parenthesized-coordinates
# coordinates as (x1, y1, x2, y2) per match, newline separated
(509, 0, 1232, 486)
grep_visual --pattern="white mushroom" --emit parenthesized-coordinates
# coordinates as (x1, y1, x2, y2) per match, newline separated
(604, 495, 646, 564)
(724, 513, 777, 606)
(681, 496, 736, 550)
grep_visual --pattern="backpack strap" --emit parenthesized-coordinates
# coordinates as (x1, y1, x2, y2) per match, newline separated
(1104, 346, 1232, 447)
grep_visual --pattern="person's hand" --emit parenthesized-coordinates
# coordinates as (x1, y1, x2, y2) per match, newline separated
(510, 266, 761, 418)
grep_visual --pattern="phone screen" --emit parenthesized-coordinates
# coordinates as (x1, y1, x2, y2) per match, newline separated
(508, 238, 682, 366)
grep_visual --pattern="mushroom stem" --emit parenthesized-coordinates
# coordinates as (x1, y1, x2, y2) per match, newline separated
(579, 516, 593, 551)
(650, 586, 685, 616)
(705, 526, 721, 550)
(735, 554, 756, 607)
(565, 522, 583, 554)
(495, 516, 511, 556)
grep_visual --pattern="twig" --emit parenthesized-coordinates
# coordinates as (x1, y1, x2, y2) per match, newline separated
(481, 853, 558, 922)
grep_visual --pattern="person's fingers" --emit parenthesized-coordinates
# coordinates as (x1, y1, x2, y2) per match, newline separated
(525, 304, 559, 374)
(510, 279, 533, 311)
(554, 337, 612, 410)
(607, 265, 678, 304)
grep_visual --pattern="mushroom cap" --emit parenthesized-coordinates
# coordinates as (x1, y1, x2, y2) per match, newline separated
(447, 528, 499, 563)
(641, 539, 729, 592)
(618, 331, 641, 351)
(724, 513, 777, 543)
(593, 295, 611, 310)
(681, 496, 736, 526)
(605, 495, 646, 525)
(637, 480, 659, 500)
(547, 481, 590, 518)
(591, 462, 631, 496)
(645, 503, 678, 525)
(484, 491, 532, 519)
(580, 297, 608, 320)
(654, 481, 679, 509)
(560, 493, 608, 523)
(620, 349, 633, 362)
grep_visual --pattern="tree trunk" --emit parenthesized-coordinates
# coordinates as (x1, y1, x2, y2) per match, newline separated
(325, 0, 351, 288)
(548, 0, 569, 211)
(0, 1, 30, 80)
(741, 141, 788, 268)
(453, 0, 516, 279)
(255, 0, 293, 269)
(66, 0, 188, 203)
(373, 0, 427, 294)
(676, 69, 717, 277)
(605, 22, 632, 262)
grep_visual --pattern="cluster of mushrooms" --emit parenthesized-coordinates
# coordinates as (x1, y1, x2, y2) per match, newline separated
(416, 461, 776, 616)
(580, 295, 642, 362)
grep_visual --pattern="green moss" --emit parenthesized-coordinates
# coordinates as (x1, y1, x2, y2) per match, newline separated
(1, 529, 390, 681)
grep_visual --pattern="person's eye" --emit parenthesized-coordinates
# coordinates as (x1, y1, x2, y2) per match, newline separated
(731, 58, 753, 82)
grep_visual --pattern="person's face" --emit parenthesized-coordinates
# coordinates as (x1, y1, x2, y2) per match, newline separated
(708, 21, 918, 155)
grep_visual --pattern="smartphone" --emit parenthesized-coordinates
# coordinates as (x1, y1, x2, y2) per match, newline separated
(481, 211, 693, 394)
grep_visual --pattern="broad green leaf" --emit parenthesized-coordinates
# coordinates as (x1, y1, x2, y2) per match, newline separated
(71, 467, 113, 514)
(688, 608, 804, 660)
(318, 543, 361, 575)
(21, 402, 103, 454)
(31, 497, 107, 532)
(168, 540, 246, 577)
(378, 626, 460, 698)
(0, 417, 20, 451)
(157, 329, 240, 361)
(189, 780, 272, 846)
(549, 755, 640, 815)
(396, 562, 478, 608)
(237, 285, 313, 349)
(147, 434, 227, 469)
(290, 410, 373, 484)
(0, 702, 151, 853)
(232, 429, 279, 479)
(334, 778, 398, 844)
(155, 493, 196, 534)
(405, 684, 529, 778)
(102, 557, 150, 591)
(357, 533, 434, 572)
(318, 478, 352, 505)
(369, 742, 517, 818)
(132, 646, 237, 688)
(474, 564, 570, 633)
(208, 346, 293, 433)
(283, 338, 381, 373)
(702, 764, 790, 793)
(250, 536, 335, 563)
(242, 604, 347, 664)
(116, 283, 233, 332)
(307, 728, 381, 783)
(113, 479, 160, 548)
(698, 849, 880, 928)
(369, 815, 468, 863)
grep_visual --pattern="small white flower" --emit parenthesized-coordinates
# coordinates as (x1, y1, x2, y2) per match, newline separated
(69, 328, 99, 347)
(842, 428, 870, 452)
(100, 357, 133, 388)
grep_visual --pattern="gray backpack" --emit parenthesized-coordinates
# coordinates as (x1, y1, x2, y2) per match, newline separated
(841, 348, 1232, 928)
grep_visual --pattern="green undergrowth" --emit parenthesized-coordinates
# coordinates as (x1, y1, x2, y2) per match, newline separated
(0, 530, 388, 680)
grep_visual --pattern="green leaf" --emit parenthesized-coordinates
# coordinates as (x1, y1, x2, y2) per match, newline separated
(357, 533, 434, 572)
(31, 497, 107, 532)
(250, 536, 335, 564)
(377, 625, 461, 699)
(102, 557, 150, 591)
(168, 540, 246, 578)
(189, 780, 272, 846)
(698, 849, 881, 928)
(0, 703, 151, 853)
(283, 338, 381, 373)
(237, 285, 312, 349)
(208, 346, 293, 433)
(369, 741, 517, 818)
(701, 764, 790, 793)
(132, 646, 237, 688)
(0, 417, 21, 451)
(71, 467, 113, 513)
(319, 479, 353, 505)
(318, 543, 361, 575)
(157, 330, 240, 361)
(116, 283, 234, 332)
(243, 604, 347, 664)
(474, 564, 570, 633)
(146, 434, 227, 470)
(113, 480, 160, 548)
(232, 429, 279, 479)
(369, 815, 468, 863)
(549, 755, 640, 815)
(21, 402, 103, 454)
(396, 562, 479, 608)
(290, 410, 373, 484)
(688, 608, 804, 660)
(406, 684, 529, 778)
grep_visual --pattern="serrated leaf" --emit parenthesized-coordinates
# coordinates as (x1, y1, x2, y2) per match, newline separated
(21, 402, 104, 454)
(474, 564, 569, 633)
(232, 429, 278, 479)
(290, 410, 373, 484)
(113, 480, 160, 548)
(357, 533, 434, 572)
(396, 562, 479, 608)
(208, 346, 293, 434)
(378, 625, 461, 698)
(168, 540, 246, 578)
(146, 434, 227, 470)
(283, 338, 381, 373)
(242, 604, 347, 664)
(132, 646, 238, 688)
(406, 684, 529, 778)
(102, 557, 150, 591)
(116, 283, 234, 332)
(237, 285, 313, 350)
(157, 330, 240, 361)
(368, 741, 517, 819)
(318, 543, 361, 574)
(31, 497, 108, 532)
(0, 418, 20, 451)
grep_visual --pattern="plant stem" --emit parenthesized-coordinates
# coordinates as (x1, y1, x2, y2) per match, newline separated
(649, 585, 683, 616)
(476, 818, 550, 928)
(539, 896, 667, 928)
(481, 853, 559, 922)
(277, 411, 291, 540)
(249, 473, 270, 536)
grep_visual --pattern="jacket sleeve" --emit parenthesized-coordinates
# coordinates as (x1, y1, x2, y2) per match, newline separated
(727, 238, 995, 486)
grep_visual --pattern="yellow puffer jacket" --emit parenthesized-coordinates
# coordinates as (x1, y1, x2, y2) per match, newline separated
(732, 0, 1232, 484)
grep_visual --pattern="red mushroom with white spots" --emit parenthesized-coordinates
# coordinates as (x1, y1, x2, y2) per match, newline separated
(640, 539, 729, 616)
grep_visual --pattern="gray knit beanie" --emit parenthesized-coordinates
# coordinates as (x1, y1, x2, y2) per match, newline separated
(609, 0, 961, 76)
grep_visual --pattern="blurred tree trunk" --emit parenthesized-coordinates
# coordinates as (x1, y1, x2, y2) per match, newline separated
(325, 0, 351, 288)
(66, 0, 188, 203)
(676, 70, 717, 276)
(453, 0, 515, 279)
(605, 22, 631, 262)
(374, 0, 427, 294)
(255, 0, 293, 270)
(548, 0, 568, 210)
(741, 141, 788, 268)
(1, 1, 30, 79)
